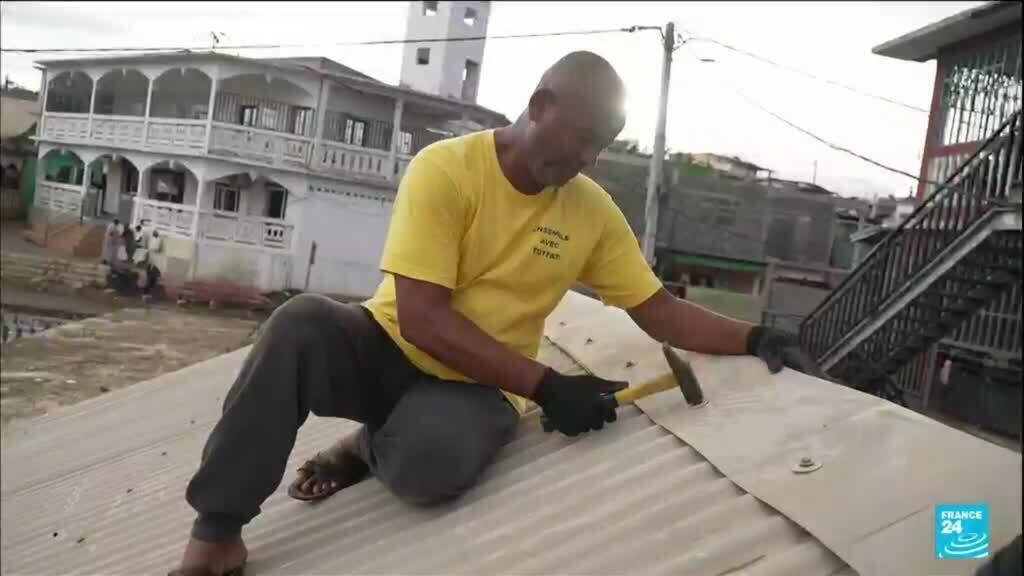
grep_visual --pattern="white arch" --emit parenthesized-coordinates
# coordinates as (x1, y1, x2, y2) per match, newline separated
(218, 62, 319, 100)
(89, 151, 142, 172)
(47, 69, 93, 87)
(204, 168, 304, 197)
(48, 68, 95, 82)
(39, 147, 87, 166)
(37, 142, 58, 159)
(94, 67, 149, 88)
(45, 70, 94, 114)
(217, 72, 317, 108)
(75, 148, 102, 166)
(152, 66, 213, 85)
(141, 158, 202, 179)
(150, 68, 214, 120)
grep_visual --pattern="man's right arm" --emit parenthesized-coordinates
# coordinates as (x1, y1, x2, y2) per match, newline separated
(395, 275, 546, 398)
(378, 153, 545, 397)
(397, 274, 624, 436)
(381, 152, 622, 435)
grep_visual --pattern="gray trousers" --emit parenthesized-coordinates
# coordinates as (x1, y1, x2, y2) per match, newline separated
(186, 294, 519, 543)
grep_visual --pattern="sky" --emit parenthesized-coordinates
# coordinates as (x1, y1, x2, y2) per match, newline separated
(0, 1, 989, 200)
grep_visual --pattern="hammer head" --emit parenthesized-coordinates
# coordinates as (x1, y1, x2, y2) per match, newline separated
(661, 342, 705, 406)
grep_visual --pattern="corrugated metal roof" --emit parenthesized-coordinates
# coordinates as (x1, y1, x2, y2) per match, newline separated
(1, 329, 852, 575)
(544, 292, 1022, 576)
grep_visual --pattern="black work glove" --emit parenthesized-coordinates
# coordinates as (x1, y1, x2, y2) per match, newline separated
(747, 326, 825, 378)
(533, 369, 627, 437)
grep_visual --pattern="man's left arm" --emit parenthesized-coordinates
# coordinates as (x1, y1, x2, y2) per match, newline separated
(578, 192, 822, 377)
(629, 288, 824, 376)
(627, 288, 750, 355)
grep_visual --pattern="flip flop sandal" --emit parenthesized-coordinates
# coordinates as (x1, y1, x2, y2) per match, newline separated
(286, 450, 369, 502)
(167, 562, 245, 576)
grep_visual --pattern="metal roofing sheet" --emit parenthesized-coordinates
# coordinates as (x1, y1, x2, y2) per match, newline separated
(1, 312, 852, 576)
(544, 292, 1023, 576)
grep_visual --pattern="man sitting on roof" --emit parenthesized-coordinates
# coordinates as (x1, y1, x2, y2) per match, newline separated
(170, 51, 820, 576)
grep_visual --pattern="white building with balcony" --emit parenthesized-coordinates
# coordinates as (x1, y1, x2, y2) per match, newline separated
(30, 51, 507, 298)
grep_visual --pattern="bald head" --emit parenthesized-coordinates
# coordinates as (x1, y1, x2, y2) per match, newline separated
(510, 51, 627, 188)
(536, 51, 625, 108)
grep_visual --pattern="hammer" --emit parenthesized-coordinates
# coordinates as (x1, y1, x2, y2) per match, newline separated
(542, 342, 705, 432)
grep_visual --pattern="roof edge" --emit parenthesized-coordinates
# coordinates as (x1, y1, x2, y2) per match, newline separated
(873, 1, 1022, 62)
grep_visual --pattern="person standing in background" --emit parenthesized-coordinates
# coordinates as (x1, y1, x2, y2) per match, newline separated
(122, 224, 137, 263)
(101, 219, 120, 265)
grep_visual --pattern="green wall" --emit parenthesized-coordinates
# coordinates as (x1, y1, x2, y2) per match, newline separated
(42, 151, 84, 185)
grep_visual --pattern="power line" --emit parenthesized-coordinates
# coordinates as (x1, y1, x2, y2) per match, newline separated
(684, 34, 929, 114)
(0, 26, 660, 55)
(681, 46, 931, 186)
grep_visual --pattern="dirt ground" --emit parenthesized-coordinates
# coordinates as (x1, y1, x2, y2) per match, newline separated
(0, 300, 265, 427)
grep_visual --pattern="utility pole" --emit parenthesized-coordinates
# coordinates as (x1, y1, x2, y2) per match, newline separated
(812, 160, 818, 185)
(642, 21, 675, 266)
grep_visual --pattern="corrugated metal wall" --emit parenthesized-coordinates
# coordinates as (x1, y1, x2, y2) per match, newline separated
(586, 157, 838, 268)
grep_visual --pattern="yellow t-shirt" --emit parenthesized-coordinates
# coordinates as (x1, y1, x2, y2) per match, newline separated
(363, 129, 663, 413)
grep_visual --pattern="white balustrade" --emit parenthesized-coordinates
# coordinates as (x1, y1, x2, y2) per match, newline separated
(39, 109, 417, 187)
(314, 141, 392, 180)
(90, 116, 145, 145)
(36, 181, 83, 214)
(40, 112, 207, 155)
(262, 221, 291, 249)
(41, 113, 90, 141)
(145, 119, 208, 151)
(133, 197, 196, 238)
(201, 212, 237, 242)
(197, 211, 293, 250)
(209, 123, 312, 169)
(396, 154, 413, 181)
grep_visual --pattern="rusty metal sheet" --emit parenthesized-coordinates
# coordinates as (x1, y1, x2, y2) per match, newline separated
(545, 292, 1023, 576)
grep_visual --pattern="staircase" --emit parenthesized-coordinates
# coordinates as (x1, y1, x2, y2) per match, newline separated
(800, 111, 1022, 403)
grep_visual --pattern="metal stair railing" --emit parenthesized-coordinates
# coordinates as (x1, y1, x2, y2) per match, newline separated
(800, 110, 1022, 367)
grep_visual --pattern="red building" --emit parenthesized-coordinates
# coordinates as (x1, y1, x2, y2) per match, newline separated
(801, 1, 1021, 441)
(873, 1, 1022, 200)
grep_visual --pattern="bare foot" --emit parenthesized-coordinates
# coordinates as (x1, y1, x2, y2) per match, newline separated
(289, 432, 369, 500)
(170, 536, 247, 576)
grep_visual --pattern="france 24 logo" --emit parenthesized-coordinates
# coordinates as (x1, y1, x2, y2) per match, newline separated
(935, 503, 989, 559)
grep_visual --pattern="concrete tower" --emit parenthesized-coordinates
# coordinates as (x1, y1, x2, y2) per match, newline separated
(400, 1, 489, 103)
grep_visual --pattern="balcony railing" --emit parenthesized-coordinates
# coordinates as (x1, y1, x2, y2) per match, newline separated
(130, 198, 294, 251)
(39, 111, 451, 185)
(314, 140, 392, 180)
(42, 113, 208, 155)
(41, 113, 91, 141)
(36, 181, 83, 214)
(91, 115, 145, 145)
(198, 211, 293, 250)
(208, 123, 312, 170)
(132, 197, 196, 238)
(146, 119, 208, 151)
(396, 154, 413, 181)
